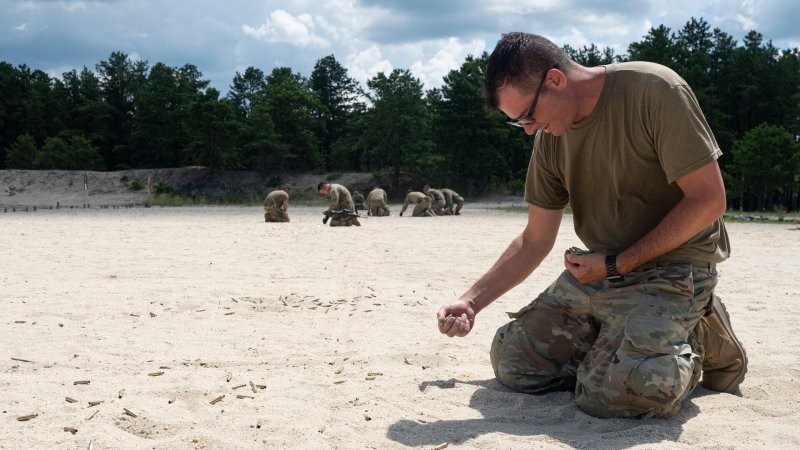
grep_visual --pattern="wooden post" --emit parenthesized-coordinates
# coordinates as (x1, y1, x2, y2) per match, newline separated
(83, 171, 88, 208)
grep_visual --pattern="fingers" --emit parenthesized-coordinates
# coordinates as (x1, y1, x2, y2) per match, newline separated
(437, 312, 471, 337)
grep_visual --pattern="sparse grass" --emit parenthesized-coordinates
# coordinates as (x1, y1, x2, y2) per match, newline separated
(138, 192, 322, 207)
(724, 212, 800, 224)
(494, 205, 528, 213)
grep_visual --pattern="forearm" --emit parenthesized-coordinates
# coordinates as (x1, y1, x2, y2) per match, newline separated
(617, 194, 725, 274)
(460, 234, 549, 314)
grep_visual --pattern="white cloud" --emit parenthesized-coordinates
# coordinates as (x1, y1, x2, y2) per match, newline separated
(60, 1, 88, 13)
(14, 22, 28, 32)
(410, 38, 486, 89)
(347, 45, 393, 86)
(242, 9, 329, 48)
(734, 13, 758, 31)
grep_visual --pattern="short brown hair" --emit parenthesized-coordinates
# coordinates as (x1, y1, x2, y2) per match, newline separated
(483, 32, 572, 111)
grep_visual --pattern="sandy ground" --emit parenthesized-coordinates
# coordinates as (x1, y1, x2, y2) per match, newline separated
(1, 203, 799, 449)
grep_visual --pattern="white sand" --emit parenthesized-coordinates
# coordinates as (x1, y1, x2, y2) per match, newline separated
(1, 204, 798, 449)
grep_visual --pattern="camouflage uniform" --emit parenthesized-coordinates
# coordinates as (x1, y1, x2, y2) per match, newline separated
(263, 190, 289, 222)
(400, 191, 434, 217)
(441, 188, 464, 215)
(426, 188, 446, 215)
(490, 263, 716, 418)
(366, 188, 391, 216)
(352, 191, 366, 214)
(325, 183, 359, 227)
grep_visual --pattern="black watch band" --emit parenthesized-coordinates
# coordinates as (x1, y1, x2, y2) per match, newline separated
(605, 254, 624, 282)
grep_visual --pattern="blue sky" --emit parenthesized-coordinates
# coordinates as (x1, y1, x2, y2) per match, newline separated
(2, 0, 798, 94)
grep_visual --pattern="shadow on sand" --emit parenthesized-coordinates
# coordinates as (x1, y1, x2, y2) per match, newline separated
(387, 377, 706, 449)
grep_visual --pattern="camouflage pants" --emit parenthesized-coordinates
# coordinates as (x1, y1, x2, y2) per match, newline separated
(490, 264, 716, 419)
(330, 216, 358, 226)
(369, 205, 390, 216)
(412, 201, 435, 217)
(431, 199, 446, 216)
(264, 206, 289, 222)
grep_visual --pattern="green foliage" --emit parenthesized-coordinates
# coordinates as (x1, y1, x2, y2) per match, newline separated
(5, 133, 38, 169)
(129, 178, 144, 191)
(310, 55, 363, 169)
(362, 69, 431, 188)
(5, 184, 16, 196)
(731, 123, 799, 210)
(153, 181, 174, 194)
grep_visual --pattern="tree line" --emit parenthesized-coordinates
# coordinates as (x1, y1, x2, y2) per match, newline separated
(1, 17, 798, 210)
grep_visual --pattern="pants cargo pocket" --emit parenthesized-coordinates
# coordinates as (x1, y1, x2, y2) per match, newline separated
(603, 315, 699, 416)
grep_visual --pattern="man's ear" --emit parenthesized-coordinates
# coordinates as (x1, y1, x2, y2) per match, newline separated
(548, 68, 567, 90)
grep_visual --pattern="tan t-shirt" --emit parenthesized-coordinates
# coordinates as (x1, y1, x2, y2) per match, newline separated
(366, 188, 388, 207)
(525, 61, 729, 264)
(264, 190, 288, 210)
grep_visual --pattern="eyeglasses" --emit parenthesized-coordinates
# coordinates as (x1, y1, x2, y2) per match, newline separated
(507, 66, 556, 128)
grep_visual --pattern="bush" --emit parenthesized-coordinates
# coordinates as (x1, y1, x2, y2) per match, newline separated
(154, 181, 174, 194)
(129, 178, 144, 191)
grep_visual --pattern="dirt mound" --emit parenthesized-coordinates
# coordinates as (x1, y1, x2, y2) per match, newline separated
(0, 168, 381, 208)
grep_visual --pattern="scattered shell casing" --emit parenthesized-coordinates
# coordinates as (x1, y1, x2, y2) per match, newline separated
(66, 397, 78, 403)
(64, 427, 78, 434)
(226, 372, 232, 382)
(434, 444, 449, 450)
(123, 408, 137, 418)
(366, 372, 383, 376)
(74, 380, 90, 385)
(168, 396, 177, 404)
(17, 414, 37, 421)
(88, 440, 95, 450)
(232, 384, 247, 390)
(11, 357, 34, 363)
(118, 389, 125, 399)
(237, 395, 254, 399)
(148, 371, 164, 376)
(249, 381, 257, 393)
(86, 410, 98, 421)
(256, 419, 262, 429)
(88, 401, 103, 407)
(210, 395, 225, 405)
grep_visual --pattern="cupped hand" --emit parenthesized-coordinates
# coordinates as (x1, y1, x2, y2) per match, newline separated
(436, 300, 476, 337)
(564, 250, 607, 283)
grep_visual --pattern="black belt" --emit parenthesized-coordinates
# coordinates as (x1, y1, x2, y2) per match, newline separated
(635, 260, 716, 271)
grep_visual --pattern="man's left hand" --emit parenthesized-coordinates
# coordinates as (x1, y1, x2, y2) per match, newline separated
(564, 250, 607, 283)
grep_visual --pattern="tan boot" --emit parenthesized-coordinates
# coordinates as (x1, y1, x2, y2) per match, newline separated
(351, 216, 361, 226)
(695, 295, 748, 393)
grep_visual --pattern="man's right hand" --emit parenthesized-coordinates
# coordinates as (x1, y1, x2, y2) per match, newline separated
(399, 211, 403, 216)
(436, 300, 475, 337)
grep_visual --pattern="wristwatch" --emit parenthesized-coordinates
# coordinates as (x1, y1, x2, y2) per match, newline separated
(605, 254, 624, 282)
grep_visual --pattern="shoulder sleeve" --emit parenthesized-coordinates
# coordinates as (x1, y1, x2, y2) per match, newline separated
(524, 133, 569, 209)
(650, 81, 722, 183)
(329, 188, 339, 209)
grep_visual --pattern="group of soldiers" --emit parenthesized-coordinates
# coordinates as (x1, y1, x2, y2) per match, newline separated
(262, 182, 464, 225)
(398, 184, 464, 217)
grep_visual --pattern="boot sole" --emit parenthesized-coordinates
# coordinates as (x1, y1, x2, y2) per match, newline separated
(707, 295, 748, 392)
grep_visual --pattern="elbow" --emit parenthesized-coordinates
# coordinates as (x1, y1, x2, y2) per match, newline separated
(711, 196, 727, 219)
